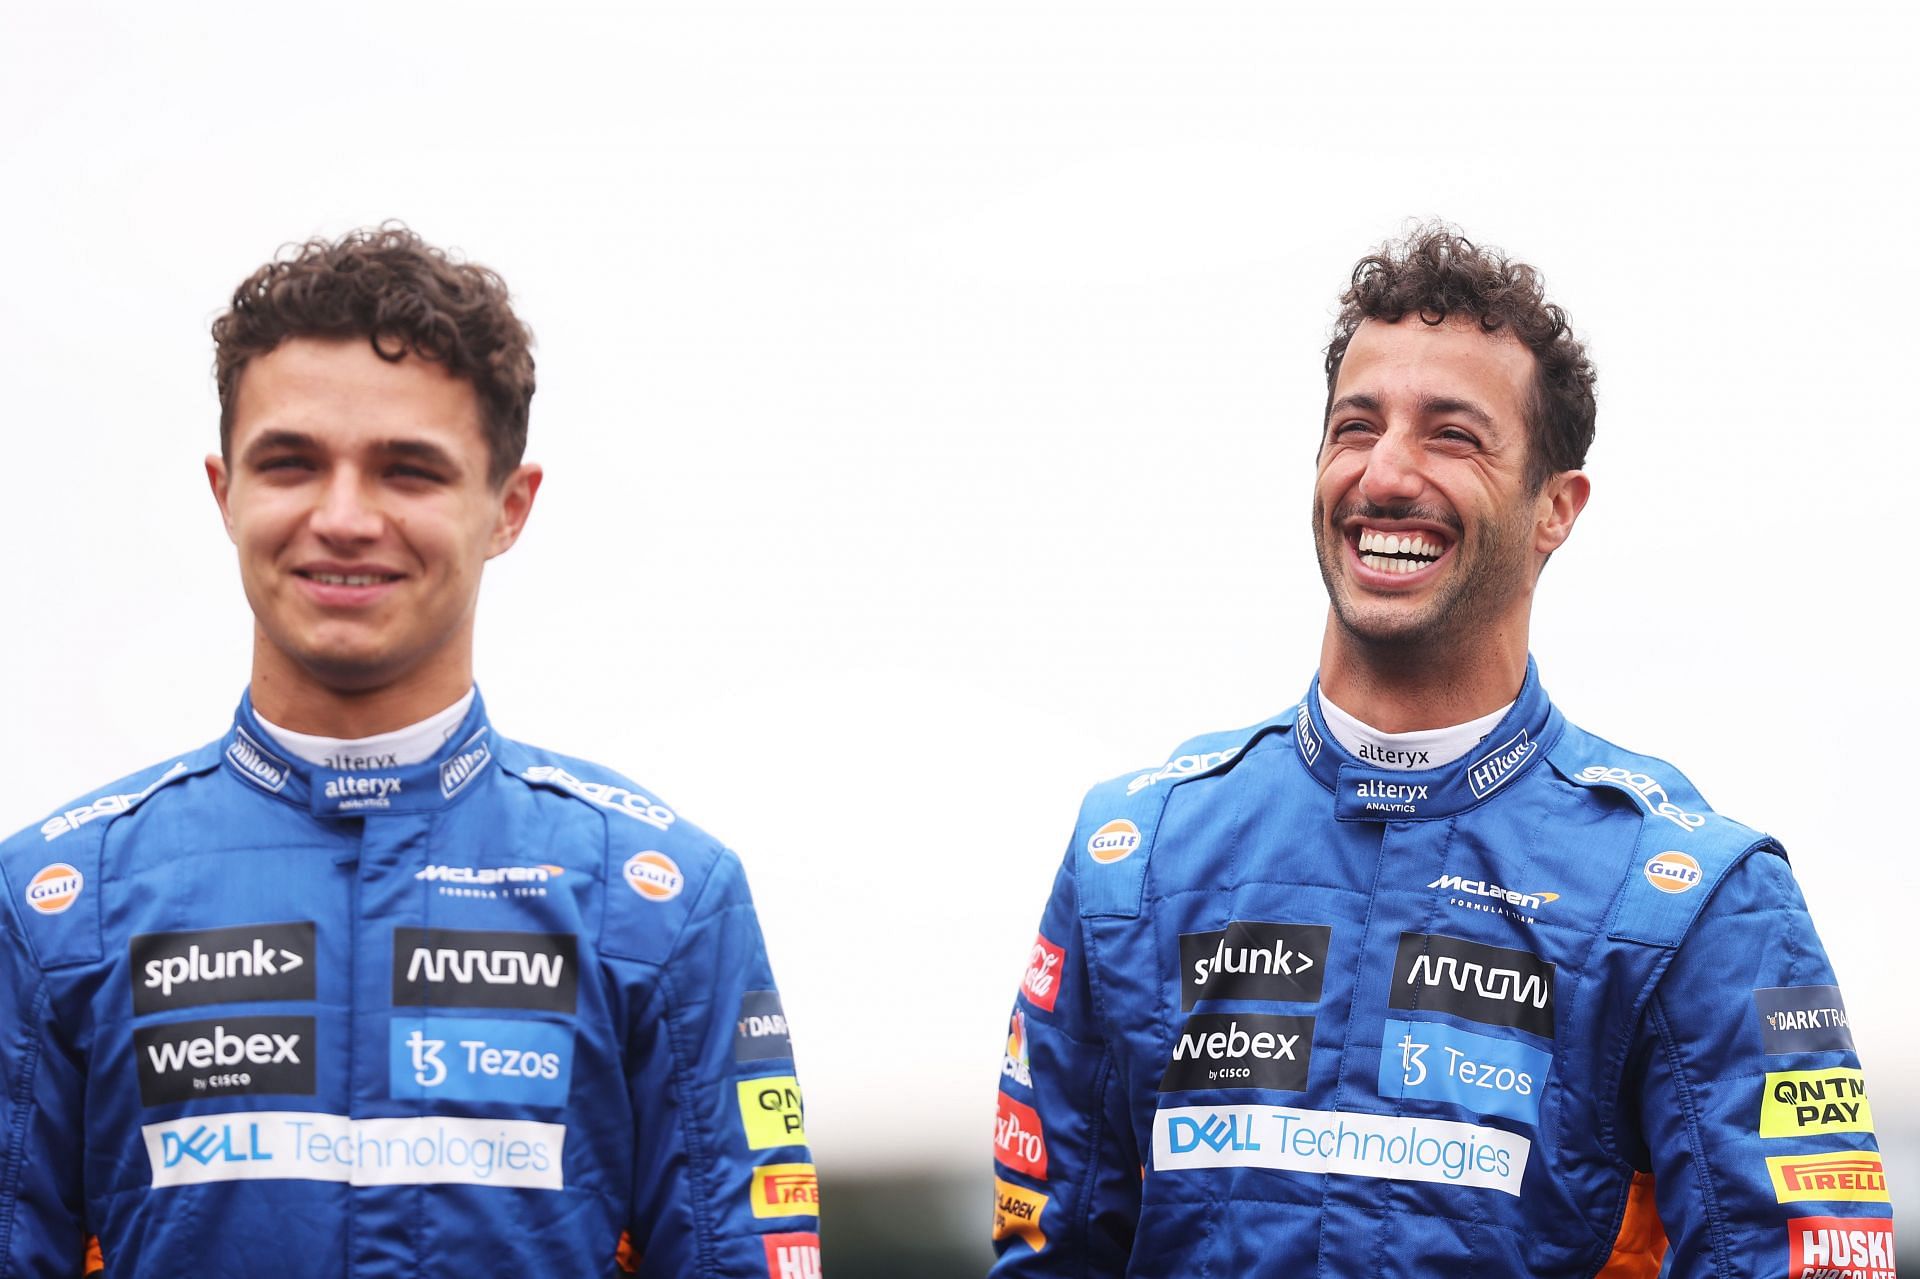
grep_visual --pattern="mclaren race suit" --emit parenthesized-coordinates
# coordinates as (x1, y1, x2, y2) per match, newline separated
(992, 661, 1891, 1277)
(0, 692, 820, 1278)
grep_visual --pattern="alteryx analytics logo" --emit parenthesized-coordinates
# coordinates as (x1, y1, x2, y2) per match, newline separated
(1466, 730, 1535, 799)
(439, 730, 491, 798)
(1378, 1019, 1551, 1125)
(1754, 985, 1854, 1055)
(1151, 1104, 1528, 1196)
(141, 1111, 565, 1190)
(389, 1017, 573, 1107)
(226, 729, 290, 794)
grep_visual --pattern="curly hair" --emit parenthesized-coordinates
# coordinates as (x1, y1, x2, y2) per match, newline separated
(213, 224, 535, 485)
(1324, 224, 1595, 491)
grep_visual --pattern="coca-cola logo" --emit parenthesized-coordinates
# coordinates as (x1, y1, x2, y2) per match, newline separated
(1021, 933, 1064, 1013)
(994, 1092, 1047, 1178)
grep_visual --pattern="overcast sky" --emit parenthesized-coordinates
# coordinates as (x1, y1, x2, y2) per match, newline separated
(4, 0, 1915, 1203)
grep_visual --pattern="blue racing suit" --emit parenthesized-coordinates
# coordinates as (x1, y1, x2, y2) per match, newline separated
(992, 660, 1892, 1277)
(0, 691, 819, 1278)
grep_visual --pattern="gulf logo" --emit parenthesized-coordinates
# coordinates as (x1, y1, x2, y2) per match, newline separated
(1644, 851, 1702, 894)
(1087, 819, 1141, 865)
(625, 851, 685, 902)
(26, 863, 84, 915)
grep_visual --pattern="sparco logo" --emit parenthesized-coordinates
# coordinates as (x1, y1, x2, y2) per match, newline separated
(41, 761, 189, 841)
(1466, 730, 1534, 799)
(226, 729, 289, 794)
(1389, 933, 1556, 1039)
(1127, 748, 1240, 796)
(391, 927, 578, 1013)
(522, 764, 675, 831)
(1576, 764, 1707, 831)
(1179, 921, 1331, 1010)
(131, 922, 316, 1014)
(439, 730, 491, 798)
(1158, 1013, 1313, 1093)
(134, 1015, 316, 1106)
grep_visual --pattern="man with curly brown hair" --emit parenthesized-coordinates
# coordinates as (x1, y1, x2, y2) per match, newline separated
(990, 225, 1890, 1277)
(0, 226, 819, 1278)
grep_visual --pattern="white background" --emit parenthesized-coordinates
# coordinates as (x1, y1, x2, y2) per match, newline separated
(4, 0, 1914, 1209)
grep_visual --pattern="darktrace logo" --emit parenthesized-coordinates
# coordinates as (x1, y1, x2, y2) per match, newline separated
(391, 927, 577, 1013)
(1158, 1013, 1313, 1093)
(1179, 921, 1331, 1010)
(131, 922, 316, 1014)
(134, 1015, 316, 1105)
(735, 990, 793, 1062)
(1466, 730, 1534, 799)
(1754, 985, 1855, 1055)
(1390, 933, 1555, 1039)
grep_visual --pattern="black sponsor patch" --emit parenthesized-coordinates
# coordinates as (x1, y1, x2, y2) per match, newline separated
(1158, 1013, 1314, 1092)
(1389, 932, 1556, 1039)
(735, 990, 793, 1062)
(134, 1015, 316, 1105)
(130, 922, 317, 1015)
(1754, 985, 1855, 1055)
(1178, 922, 1331, 1011)
(391, 927, 577, 1013)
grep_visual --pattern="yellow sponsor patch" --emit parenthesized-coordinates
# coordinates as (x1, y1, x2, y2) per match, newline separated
(738, 1075, 807, 1150)
(1760, 1069, 1874, 1138)
(993, 1175, 1049, 1253)
(750, 1163, 820, 1218)
(1766, 1151, 1890, 1203)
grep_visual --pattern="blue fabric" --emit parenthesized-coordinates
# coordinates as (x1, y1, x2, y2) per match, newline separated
(992, 659, 1891, 1276)
(0, 691, 813, 1277)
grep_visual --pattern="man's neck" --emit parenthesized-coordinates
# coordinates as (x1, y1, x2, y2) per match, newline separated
(247, 634, 476, 739)
(1316, 613, 1529, 733)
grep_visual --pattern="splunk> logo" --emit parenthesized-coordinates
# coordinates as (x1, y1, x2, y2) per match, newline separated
(1086, 819, 1141, 864)
(1179, 921, 1331, 1010)
(1643, 851, 1702, 894)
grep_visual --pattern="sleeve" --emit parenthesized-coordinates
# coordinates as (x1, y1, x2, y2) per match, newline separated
(623, 851, 819, 1279)
(0, 874, 89, 1278)
(1620, 849, 1894, 1277)
(989, 850, 1141, 1277)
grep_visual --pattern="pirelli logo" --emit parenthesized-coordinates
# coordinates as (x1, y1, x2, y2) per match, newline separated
(1767, 1152, 1890, 1204)
(750, 1163, 820, 1218)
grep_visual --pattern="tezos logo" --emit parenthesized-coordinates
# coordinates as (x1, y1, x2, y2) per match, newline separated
(25, 863, 84, 915)
(1086, 819, 1141, 864)
(389, 1016, 573, 1107)
(625, 851, 684, 902)
(1643, 851, 1702, 894)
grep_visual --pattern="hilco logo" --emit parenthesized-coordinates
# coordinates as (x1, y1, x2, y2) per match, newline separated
(1467, 731, 1534, 799)
(1576, 764, 1707, 832)
(1127, 748, 1240, 796)
(1353, 777, 1429, 814)
(1767, 1152, 1890, 1204)
(735, 990, 793, 1063)
(392, 928, 578, 1013)
(1379, 1018, 1551, 1125)
(1356, 743, 1430, 769)
(439, 730, 491, 799)
(994, 1093, 1048, 1178)
(388, 1016, 572, 1107)
(131, 922, 316, 1013)
(1179, 921, 1331, 1010)
(1643, 851, 1702, 894)
(1158, 1013, 1313, 1093)
(1427, 875, 1560, 923)
(750, 1164, 820, 1218)
(40, 761, 189, 841)
(522, 764, 676, 831)
(738, 1075, 808, 1150)
(134, 1015, 316, 1106)
(1755, 985, 1855, 1055)
(1390, 933, 1556, 1039)
(25, 863, 84, 915)
(1086, 819, 1141, 864)
(322, 774, 403, 811)
(762, 1233, 822, 1279)
(227, 729, 290, 794)
(1003, 1010, 1033, 1088)
(1761, 1069, 1874, 1138)
(1022, 933, 1065, 1013)
(1787, 1217, 1896, 1279)
(1294, 702, 1321, 765)
(625, 851, 684, 902)
(992, 1176, 1049, 1254)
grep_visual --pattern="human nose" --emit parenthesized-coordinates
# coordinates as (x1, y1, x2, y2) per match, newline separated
(308, 466, 384, 543)
(1357, 425, 1424, 507)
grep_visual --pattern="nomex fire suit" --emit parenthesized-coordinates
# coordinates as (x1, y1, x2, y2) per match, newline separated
(992, 660, 1891, 1277)
(0, 692, 819, 1278)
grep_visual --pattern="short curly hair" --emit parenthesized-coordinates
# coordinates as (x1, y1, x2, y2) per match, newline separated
(1324, 224, 1595, 491)
(213, 224, 535, 485)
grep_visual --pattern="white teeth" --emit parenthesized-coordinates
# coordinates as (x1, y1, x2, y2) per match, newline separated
(311, 573, 391, 586)
(1357, 529, 1441, 567)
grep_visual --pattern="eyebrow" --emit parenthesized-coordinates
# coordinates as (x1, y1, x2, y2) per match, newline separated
(1326, 393, 1499, 434)
(241, 430, 462, 473)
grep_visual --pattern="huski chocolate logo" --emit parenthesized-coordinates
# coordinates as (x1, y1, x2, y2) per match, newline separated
(131, 922, 317, 1014)
(1390, 933, 1556, 1039)
(1179, 922, 1331, 1010)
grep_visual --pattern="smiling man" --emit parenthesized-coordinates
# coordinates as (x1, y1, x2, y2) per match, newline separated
(0, 227, 818, 1278)
(990, 227, 1891, 1277)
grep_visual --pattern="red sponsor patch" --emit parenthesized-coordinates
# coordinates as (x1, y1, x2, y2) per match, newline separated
(1789, 1216, 1896, 1279)
(1021, 933, 1064, 1013)
(994, 1092, 1048, 1179)
(762, 1232, 821, 1279)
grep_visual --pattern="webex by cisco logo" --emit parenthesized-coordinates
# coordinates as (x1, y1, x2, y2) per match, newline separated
(391, 928, 577, 1013)
(130, 922, 316, 1015)
(133, 1015, 316, 1106)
